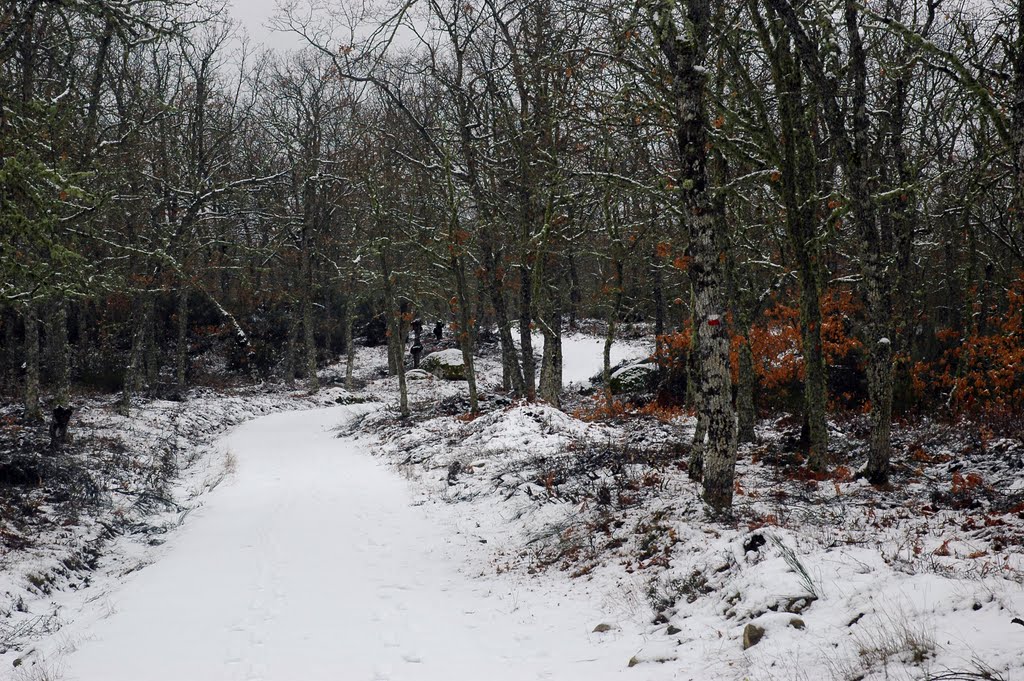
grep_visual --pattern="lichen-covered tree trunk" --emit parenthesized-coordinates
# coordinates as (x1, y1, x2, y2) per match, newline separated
(52, 300, 70, 409)
(653, 0, 738, 513)
(767, 0, 894, 484)
(778, 31, 828, 470)
(24, 305, 41, 421)
(799, 280, 828, 466)
(845, 0, 893, 484)
(736, 338, 757, 443)
(538, 287, 563, 407)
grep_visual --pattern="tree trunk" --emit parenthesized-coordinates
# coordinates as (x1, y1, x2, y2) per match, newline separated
(343, 289, 356, 390)
(603, 251, 625, 403)
(486, 248, 525, 396)
(121, 296, 149, 416)
(766, 0, 894, 484)
(143, 294, 159, 393)
(538, 297, 563, 406)
(175, 285, 189, 394)
(453, 255, 480, 413)
(568, 257, 581, 331)
(379, 253, 409, 418)
(285, 312, 298, 389)
(52, 300, 70, 409)
(652, 0, 738, 513)
(24, 305, 41, 421)
(737, 338, 757, 443)
(301, 238, 319, 394)
(519, 264, 536, 400)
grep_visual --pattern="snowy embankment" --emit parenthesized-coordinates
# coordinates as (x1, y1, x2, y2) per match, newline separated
(361, 336, 1024, 679)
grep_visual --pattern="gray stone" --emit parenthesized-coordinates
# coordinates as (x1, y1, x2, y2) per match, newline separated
(608, 362, 658, 394)
(420, 349, 467, 380)
(593, 623, 613, 633)
(743, 623, 765, 649)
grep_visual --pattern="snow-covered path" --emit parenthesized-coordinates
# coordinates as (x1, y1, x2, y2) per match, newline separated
(55, 406, 643, 681)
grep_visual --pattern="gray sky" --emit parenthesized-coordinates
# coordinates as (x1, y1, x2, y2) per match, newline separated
(228, 0, 304, 51)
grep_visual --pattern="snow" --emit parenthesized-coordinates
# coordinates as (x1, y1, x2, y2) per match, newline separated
(421, 348, 464, 366)
(5, 333, 1024, 681)
(541, 332, 652, 385)
(610, 362, 655, 380)
(22, 407, 649, 680)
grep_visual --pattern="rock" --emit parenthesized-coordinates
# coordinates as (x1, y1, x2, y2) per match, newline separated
(609, 362, 658, 395)
(653, 612, 670, 625)
(628, 656, 640, 668)
(666, 625, 681, 635)
(743, 533, 766, 553)
(405, 369, 431, 381)
(743, 623, 765, 649)
(593, 623, 613, 633)
(784, 596, 816, 614)
(447, 460, 462, 483)
(420, 349, 467, 380)
(789, 617, 805, 630)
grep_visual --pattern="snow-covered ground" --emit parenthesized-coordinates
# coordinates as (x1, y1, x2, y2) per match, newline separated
(30, 407, 650, 681)
(3, 331, 1024, 680)
(550, 332, 652, 386)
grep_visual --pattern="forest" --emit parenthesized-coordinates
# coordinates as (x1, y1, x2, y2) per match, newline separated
(2, 0, 1024, 522)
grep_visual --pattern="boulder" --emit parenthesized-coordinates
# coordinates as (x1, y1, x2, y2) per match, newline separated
(420, 349, 466, 381)
(405, 369, 432, 382)
(609, 362, 658, 395)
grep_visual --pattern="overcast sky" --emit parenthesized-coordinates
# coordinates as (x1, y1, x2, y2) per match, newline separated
(228, 0, 303, 51)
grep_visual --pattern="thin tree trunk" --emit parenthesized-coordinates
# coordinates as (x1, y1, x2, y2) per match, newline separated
(343, 288, 356, 390)
(380, 253, 409, 418)
(143, 294, 158, 393)
(737, 337, 757, 443)
(519, 264, 536, 400)
(486, 247, 525, 396)
(453, 255, 479, 413)
(568, 257, 581, 331)
(24, 305, 41, 421)
(121, 296, 149, 416)
(175, 285, 189, 394)
(767, 0, 894, 484)
(285, 312, 298, 389)
(603, 251, 625, 403)
(52, 300, 70, 409)
(539, 296, 563, 405)
(301, 239, 319, 394)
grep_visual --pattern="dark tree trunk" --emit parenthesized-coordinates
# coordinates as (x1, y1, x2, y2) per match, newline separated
(24, 305, 41, 421)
